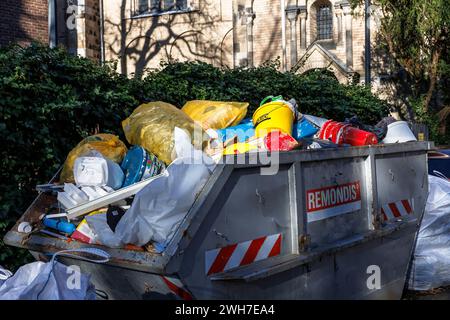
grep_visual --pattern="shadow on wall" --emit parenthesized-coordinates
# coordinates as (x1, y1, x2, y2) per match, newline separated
(0, 0, 47, 47)
(106, 0, 233, 77)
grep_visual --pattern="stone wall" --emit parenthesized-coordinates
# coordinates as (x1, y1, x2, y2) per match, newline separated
(100, 0, 379, 84)
(76, 0, 101, 60)
(103, 0, 233, 75)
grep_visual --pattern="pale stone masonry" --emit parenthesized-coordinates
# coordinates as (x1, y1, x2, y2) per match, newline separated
(76, 0, 101, 61)
(0, 0, 382, 86)
(94, 0, 380, 85)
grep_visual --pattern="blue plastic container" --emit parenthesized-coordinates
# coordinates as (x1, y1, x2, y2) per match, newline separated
(216, 118, 255, 143)
(121, 146, 165, 188)
(121, 146, 147, 188)
(43, 218, 76, 235)
(216, 117, 318, 143)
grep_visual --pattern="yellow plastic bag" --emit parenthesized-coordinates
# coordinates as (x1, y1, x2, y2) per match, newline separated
(122, 102, 207, 165)
(60, 134, 128, 183)
(181, 100, 249, 130)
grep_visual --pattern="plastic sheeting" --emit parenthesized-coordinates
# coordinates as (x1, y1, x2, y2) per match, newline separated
(0, 262, 95, 300)
(122, 101, 207, 165)
(113, 156, 212, 245)
(408, 175, 450, 291)
(182, 100, 248, 130)
(87, 127, 216, 248)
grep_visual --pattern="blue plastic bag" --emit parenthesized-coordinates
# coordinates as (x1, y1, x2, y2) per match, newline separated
(293, 117, 319, 140)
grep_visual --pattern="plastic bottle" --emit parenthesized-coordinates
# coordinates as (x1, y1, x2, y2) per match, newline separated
(43, 218, 76, 235)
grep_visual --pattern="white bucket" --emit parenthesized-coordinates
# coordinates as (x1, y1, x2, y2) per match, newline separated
(382, 121, 417, 144)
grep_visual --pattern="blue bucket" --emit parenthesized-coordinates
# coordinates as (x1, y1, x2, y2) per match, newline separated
(121, 146, 165, 188)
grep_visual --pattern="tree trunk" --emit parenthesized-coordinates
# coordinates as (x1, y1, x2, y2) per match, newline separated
(423, 48, 441, 113)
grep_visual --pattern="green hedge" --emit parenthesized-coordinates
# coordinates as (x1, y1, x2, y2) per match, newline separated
(139, 61, 388, 123)
(0, 43, 389, 270)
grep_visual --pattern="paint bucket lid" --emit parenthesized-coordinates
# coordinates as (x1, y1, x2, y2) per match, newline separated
(259, 96, 297, 117)
(121, 146, 148, 188)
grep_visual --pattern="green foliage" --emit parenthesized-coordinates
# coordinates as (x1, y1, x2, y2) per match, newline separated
(139, 61, 388, 123)
(0, 43, 139, 270)
(410, 97, 448, 145)
(0, 218, 34, 270)
(0, 44, 389, 270)
(350, 0, 449, 115)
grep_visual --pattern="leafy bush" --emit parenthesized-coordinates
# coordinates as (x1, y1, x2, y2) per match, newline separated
(139, 61, 388, 123)
(0, 43, 388, 270)
(0, 44, 139, 270)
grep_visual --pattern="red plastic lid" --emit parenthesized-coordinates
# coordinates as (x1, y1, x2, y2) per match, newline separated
(264, 130, 299, 151)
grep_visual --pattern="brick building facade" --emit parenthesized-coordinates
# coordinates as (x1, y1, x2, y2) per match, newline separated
(0, 0, 49, 47)
(0, 0, 381, 87)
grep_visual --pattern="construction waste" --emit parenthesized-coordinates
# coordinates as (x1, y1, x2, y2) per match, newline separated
(21, 96, 420, 255)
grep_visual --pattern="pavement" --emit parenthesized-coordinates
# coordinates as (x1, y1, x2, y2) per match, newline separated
(403, 286, 450, 300)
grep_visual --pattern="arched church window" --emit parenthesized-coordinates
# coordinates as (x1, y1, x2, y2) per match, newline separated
(317, 4, 332, 40)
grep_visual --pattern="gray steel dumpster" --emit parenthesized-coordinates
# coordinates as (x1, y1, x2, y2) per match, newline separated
(4, 141, 432, 299)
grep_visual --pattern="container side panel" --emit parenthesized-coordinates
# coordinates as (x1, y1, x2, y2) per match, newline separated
(301, 157, 370, 247)
(375, 152, 428, 224)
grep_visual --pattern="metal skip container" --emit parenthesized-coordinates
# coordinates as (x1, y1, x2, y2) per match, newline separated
(4, 142, 432, 299)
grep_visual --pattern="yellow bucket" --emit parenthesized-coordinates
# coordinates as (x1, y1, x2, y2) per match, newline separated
(252, 100, 295, 137)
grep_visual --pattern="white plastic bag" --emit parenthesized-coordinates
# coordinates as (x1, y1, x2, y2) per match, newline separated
(0, 266, 12, 287)
(87, 127, 215, 248)
(116, 157, 212, 245)
(408, 175, 450, 291)
(0, 262, 95, 300)
(85, 212, 123, 248)
(0, 249, 109, 300)
(173, 127, 216, 169)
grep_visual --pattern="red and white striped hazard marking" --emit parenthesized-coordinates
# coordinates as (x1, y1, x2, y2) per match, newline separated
(381, 199, 414, 221)
(205, 233, 282, 275)
(161, 276, 193, 300)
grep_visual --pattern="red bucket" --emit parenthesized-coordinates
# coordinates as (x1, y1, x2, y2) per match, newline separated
(319, 120, 349, 144)
(342, 126, 378, 146)
(318, 120, 333, 140)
